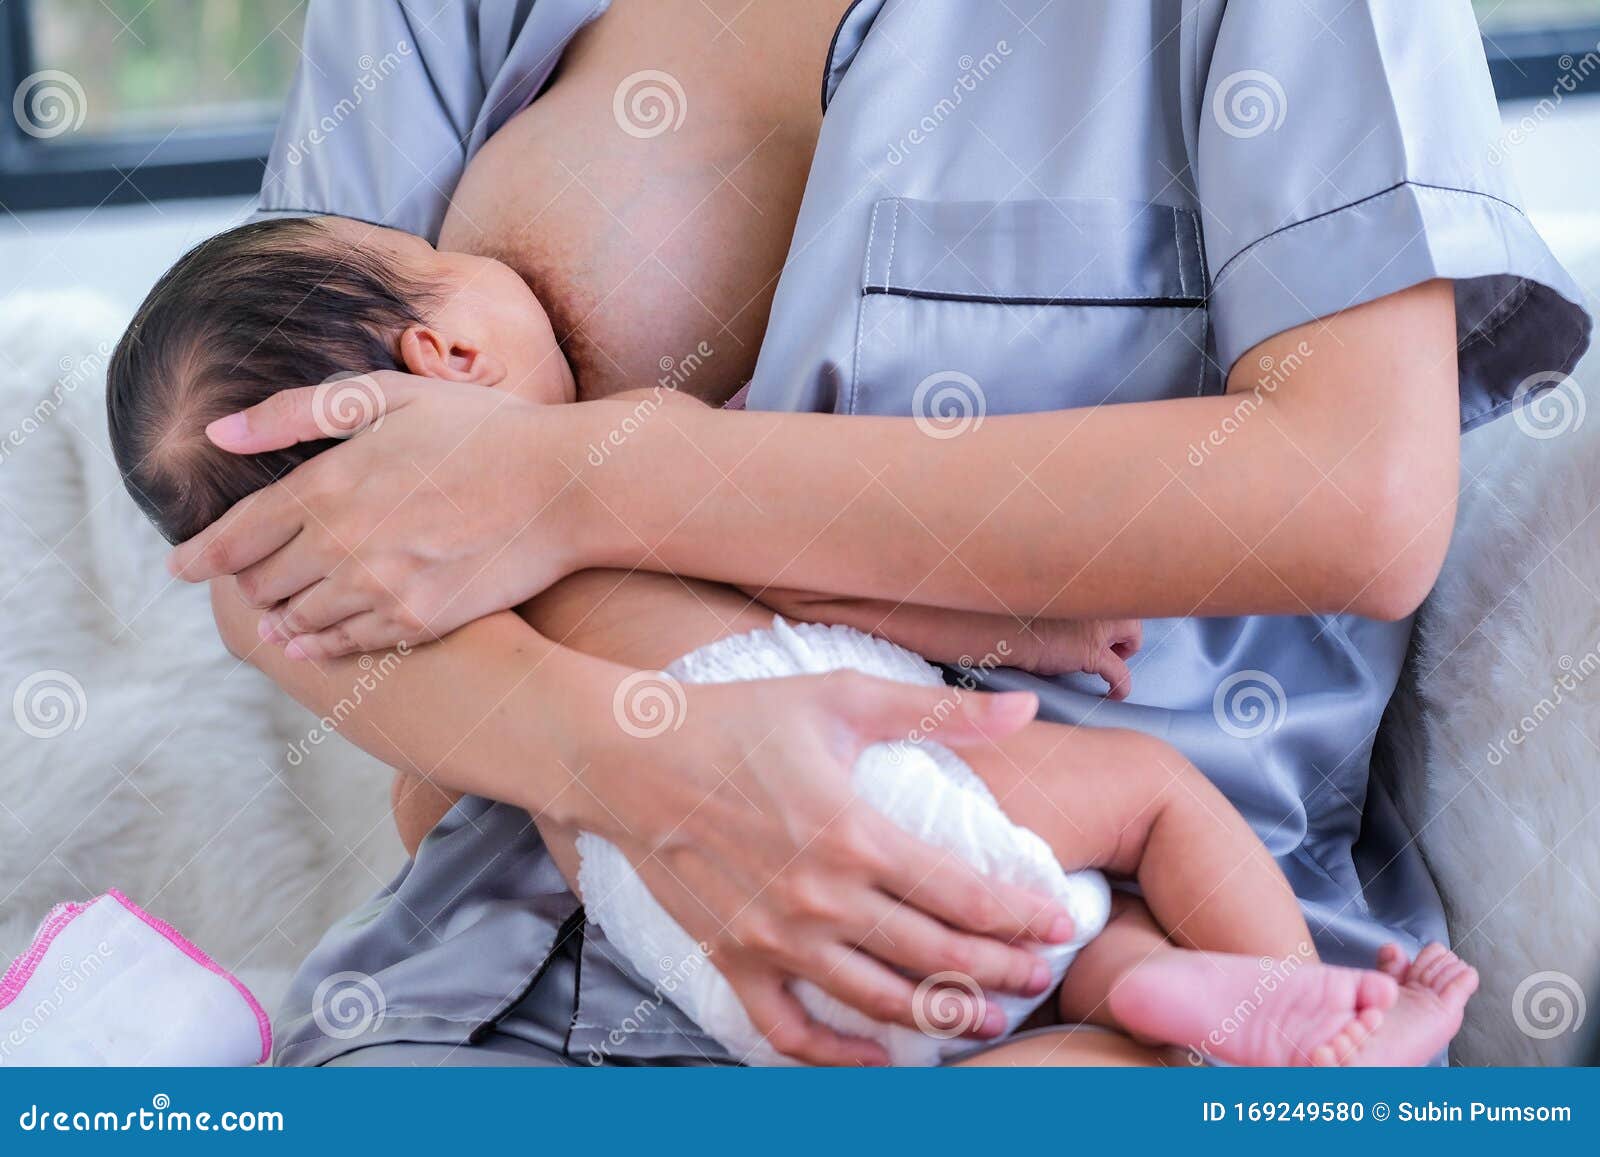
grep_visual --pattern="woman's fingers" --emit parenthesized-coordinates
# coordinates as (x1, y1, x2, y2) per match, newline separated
(167, 483, 304, 582)
(726, 969, 887, 1066)
(808, 944, 1003, 1039)
(260, 578, 377, 643)
(832, 675, 1038, 747)
(874, 819, 1073, 946)
(282, 613, 405, 661)
(204, 373, 419, 454)
(859, 893, 1052, 998)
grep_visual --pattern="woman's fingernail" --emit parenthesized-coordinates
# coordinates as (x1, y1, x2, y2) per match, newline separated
(1048, 913, 1075, 943)
(205, 412, 249, 446)
(1028, 960, 1052, 995)
(979, 1002, 1007, 1038)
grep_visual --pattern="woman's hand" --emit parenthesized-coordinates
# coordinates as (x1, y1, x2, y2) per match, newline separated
(579, 672, 1076, 1066)
(167, 373, 592, 656)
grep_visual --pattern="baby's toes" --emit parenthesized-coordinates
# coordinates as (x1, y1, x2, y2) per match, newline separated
(1437, 962, 1480, 1004)
(1406, 942, 1452, 985)
(1329, 1018, 1372, 1064)
(1375, 942, 1406, 979)
(1309, 1043, 1338, 1067)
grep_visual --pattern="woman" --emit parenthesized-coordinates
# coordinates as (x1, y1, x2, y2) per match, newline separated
(177, 0, 1588, 1065)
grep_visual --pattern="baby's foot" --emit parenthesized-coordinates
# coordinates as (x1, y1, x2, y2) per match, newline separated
(1336, 942, 1478, 1066)
(1108, 951, 1397, 1067)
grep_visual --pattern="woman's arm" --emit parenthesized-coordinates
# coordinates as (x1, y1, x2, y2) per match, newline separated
(210, 575, 1071, 1064)
(171, 281, 1459, 655)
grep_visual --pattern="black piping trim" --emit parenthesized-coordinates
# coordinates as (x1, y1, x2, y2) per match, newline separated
(1212, 179, 1528, 283)
(820, 0, 874, 113)
(864, 285, 1204, 309)
(467, 903, 586, 1044)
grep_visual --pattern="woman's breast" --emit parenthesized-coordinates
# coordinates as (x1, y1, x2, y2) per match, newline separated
(440, 0, 851, 402)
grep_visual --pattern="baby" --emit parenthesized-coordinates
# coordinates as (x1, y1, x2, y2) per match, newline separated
(107, 215, 1477, 1065)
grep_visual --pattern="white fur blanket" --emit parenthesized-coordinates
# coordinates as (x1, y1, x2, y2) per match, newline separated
(0, 291, 399, 1016)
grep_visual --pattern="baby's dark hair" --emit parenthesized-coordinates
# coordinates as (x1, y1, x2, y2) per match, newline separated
(107, 216, 435, 544)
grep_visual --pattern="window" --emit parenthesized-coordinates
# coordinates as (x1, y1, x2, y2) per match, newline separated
(1475, 0, 1600, 99)
(1, 0, 305, 212)
(1, 1, 1596, 213)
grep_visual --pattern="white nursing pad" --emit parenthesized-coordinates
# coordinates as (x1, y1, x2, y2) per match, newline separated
(578, 618, 1109, 1066)
(0, 891, 270, 1066)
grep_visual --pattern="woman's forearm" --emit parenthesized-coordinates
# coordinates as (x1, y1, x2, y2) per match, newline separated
(211, 577, 619, 820)
(577, 282, 1460, 621)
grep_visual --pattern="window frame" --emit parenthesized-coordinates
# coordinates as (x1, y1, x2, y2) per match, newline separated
(1483, 20, 1600, 101)
(0, 0, 1597, 213)
(0, 0, 274, 213)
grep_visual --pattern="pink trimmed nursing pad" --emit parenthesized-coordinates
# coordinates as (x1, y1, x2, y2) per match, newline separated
(0, 891, 270, 1066)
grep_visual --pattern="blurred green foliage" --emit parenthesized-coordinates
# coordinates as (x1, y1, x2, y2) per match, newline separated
(30, 0, 306, 135)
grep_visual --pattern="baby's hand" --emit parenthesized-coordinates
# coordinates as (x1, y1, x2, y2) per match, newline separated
(1010, 618, 1142, 699)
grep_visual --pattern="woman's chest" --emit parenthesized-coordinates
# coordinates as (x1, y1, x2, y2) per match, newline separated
(440, 0, 854, 402)
(749, 0, 1224, 418)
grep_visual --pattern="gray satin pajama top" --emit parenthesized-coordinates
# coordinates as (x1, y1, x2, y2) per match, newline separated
(261, 0, 1592, 1066)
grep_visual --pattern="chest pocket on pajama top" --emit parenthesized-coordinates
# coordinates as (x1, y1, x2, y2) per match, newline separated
(849, 198, 1216, 421)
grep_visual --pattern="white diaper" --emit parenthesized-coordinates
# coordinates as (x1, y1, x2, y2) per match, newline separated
(578, 618, 1109, 1066)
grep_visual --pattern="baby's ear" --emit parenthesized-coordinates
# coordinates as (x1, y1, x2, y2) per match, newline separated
(397, 325, 505, 385)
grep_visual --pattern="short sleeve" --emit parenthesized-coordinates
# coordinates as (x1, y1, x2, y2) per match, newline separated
(256, 0, 607, 241)
(1198, 0, 1592, 430)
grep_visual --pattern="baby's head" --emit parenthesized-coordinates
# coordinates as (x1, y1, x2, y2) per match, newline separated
(107, 215, 573, 543)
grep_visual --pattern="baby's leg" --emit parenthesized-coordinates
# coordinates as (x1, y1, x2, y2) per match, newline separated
(961, 724, 1309, 957)
(960, 724, 1473, 1065)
